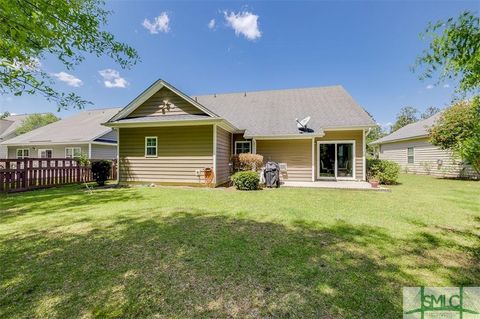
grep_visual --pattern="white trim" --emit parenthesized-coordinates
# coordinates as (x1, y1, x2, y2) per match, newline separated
(145, 136, 158, 158)
(234, 141, 252, 154)
(252, 139, 257, 154)
(88, 143, 92, 159)
(311, 137, 315, 182)
(246, 133, 325, 140)
(213, 124, 217, 184)
(316, 140, 356, 180)
(90, 141, 117, 146)
(362, 129, 366, 181)
(104, 118, 238, 133)
(16, 148, 29, 159)
(3, 141, 116, 147)
(38, 148, 53, 158)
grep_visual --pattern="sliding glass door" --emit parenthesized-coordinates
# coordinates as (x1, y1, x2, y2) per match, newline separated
(317, 141, 355, 179)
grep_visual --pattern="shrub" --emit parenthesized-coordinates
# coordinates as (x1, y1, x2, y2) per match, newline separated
(367, 159, 400, 185)
(230, 153, 264, 172)
(231, 171, 260, 190)
(91, 160, 112, 186)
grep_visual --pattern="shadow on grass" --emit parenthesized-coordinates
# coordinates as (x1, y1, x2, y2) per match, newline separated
(1, 210, 479, 318)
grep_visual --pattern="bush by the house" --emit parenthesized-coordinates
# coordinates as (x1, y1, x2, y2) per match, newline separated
(230, 153, 264, 172)
(91, 160, 112, 186)
(367, 159, 400, 185)
(231, 171, 260, 190)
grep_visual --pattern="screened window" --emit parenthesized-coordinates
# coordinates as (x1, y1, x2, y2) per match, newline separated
(407, 147, 414, 164)
(145, 137, 157, 157)
(65, 147, 82, 159)
(16, 149, 29, 159)
(235, 141, 251, 154)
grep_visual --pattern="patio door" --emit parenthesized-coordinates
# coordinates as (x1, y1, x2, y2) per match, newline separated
(317, 141, 355, 180)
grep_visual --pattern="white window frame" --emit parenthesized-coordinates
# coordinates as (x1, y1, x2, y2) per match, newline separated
(38, 149, 53, 158)
(145, 136, 158, 158)
(407, 147, 415, 164)
(234, 141, 252, 155)
(16, 148, 29, 159)
(317, 140, 356, 180)
(65, 147, 82, 159)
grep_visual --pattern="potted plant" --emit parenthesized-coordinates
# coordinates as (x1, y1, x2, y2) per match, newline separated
(368, 175, 380, 188)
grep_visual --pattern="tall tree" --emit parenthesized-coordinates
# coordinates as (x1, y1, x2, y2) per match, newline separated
(366, 124, 386, 156)
(415, 11, 480, 94)
(421, 106, 441, 119)
(0, 0, 139, 110)
(15, 113, 59, 135)
(391, 106, 418, 132)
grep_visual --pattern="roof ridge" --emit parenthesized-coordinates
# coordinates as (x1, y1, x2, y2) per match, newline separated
(194, 84, 344, 98)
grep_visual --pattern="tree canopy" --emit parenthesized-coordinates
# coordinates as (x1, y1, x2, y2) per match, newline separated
(430, 98, 480, 174)
(415, 11, 480, 94)
(0, 0, 139, 110)
(15, 113, 59, 135)
(391, 106, 418, 132)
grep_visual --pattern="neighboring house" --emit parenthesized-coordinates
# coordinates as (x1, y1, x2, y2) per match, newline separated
(105, 79, 375, 187)
(370, 113, 476, 178)
(1, 108, 120, 160)
(0, 114, 30, 158)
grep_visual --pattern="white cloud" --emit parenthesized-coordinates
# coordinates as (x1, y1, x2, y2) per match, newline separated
(426, 84, 434, 89)
(98, 69, 129, 88)
(52, 72, 83, 87)
(142, 12, 170, 34)
(443, 84, 450, 88)
(208, 19, 216, 30)
(224, 11, 261, 40)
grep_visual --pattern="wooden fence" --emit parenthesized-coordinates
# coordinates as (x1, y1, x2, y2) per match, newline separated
(0, 158, 117, 193)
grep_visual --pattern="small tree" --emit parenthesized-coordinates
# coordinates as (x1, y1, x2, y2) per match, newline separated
(430, 98, 480, 174)
(0, 111, 10, 119)
(421, 106, 441, 119)
(391, 106, 418, 132)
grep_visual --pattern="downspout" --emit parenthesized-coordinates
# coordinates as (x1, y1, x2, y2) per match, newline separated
(363, 128, 372, 181)
(311, 137, 315, 182)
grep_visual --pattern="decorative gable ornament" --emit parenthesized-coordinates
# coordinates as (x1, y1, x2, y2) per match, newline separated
(159, 99, 176, 112)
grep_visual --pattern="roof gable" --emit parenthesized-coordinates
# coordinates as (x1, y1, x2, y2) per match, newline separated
(109, 79, 218, 122)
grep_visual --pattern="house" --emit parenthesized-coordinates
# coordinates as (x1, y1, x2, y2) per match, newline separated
(105, 79, 375, 187)
(1, 108, 120, 160)
(0, 114, 30, 158)
(370, 113, 477, 178)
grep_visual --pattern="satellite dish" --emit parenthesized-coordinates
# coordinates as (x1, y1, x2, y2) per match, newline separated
(296, 116, 311, 129)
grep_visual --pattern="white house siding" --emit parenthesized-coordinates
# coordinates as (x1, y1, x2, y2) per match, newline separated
(91, 144, 117, 159)
(7, 144, 89, 159)
(379, 137, 477, 178)
(0, 145, 7, 159)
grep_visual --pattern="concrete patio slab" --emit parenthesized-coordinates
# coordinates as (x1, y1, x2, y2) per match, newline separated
(282, 180, 389, 191)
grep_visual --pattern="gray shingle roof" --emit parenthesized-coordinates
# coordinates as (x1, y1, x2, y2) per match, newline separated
(371, 112, 442, 145)
(195, 85, 375, 136)
(1, 108, 121, 145)
(0, 114, 29, 139)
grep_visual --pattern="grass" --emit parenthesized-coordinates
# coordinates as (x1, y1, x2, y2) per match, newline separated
(0, 174, 479, 318)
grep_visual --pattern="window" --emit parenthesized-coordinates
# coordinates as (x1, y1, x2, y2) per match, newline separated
(145, 136, 157, 157)
(65, 147, 82, 159)
(235, 141, 251, 154)
(16, 149, 29, 159)
(38, 149, 53, 158)
(407, 147, 414, 164)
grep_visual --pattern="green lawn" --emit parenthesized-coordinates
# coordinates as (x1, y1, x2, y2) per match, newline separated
(0, 174, 479, 318)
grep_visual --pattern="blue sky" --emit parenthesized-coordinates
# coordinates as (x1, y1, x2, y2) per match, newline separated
(1, 0, 478, 128)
